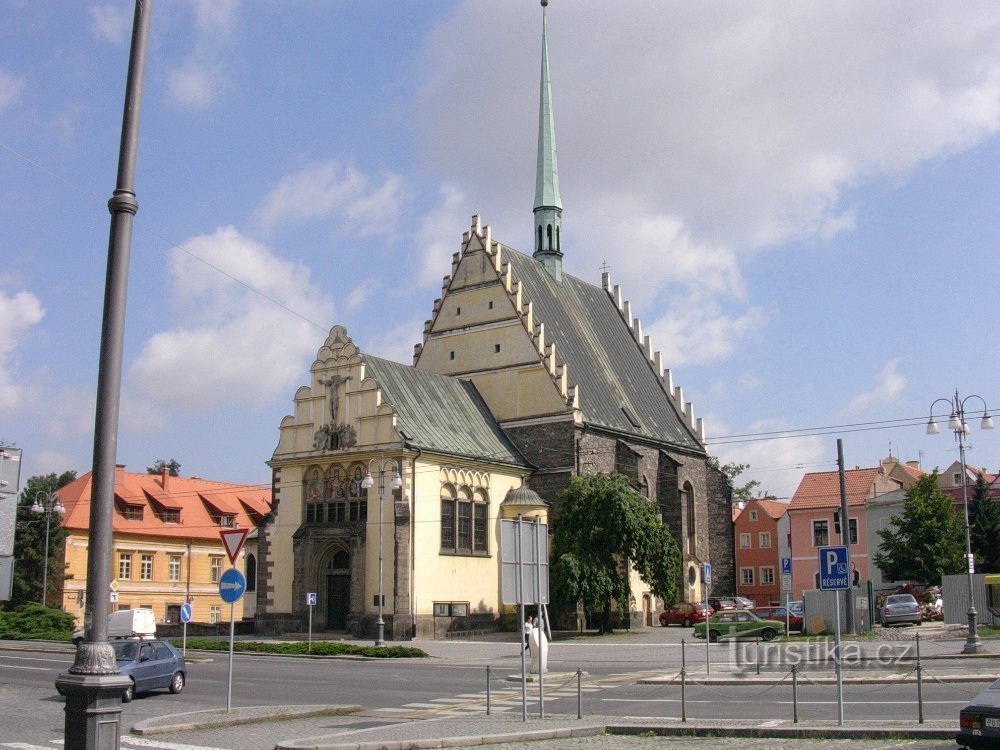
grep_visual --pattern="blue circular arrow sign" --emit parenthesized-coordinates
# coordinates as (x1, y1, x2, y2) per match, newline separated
(180, 602, 193, 623)
(218, 567, 247, 603)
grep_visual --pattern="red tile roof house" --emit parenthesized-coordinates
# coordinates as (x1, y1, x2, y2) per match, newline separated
(56, 465, 271, 627)
(788, 467, 901, 599)
(734, 498, 790, 606)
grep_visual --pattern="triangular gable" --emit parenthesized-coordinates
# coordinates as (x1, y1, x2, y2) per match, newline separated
(143, 487, 183, 510)
(238, 494, 270, 517)
(199, 491, 240, 515)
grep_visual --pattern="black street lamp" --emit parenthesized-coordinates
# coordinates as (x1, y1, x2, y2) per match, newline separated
(361, 459, 403, 646)
(30, 491, 66, 606)
(926, 389, 993, 655)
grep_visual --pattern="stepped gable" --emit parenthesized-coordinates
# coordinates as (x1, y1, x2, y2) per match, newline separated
(362, 354, 529, 468)
(497, 242, 703, 451)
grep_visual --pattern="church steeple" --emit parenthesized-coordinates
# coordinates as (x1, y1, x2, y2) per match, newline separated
(533, 0, 563, 282)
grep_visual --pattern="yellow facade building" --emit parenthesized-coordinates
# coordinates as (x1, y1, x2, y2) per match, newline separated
(56, 466, 270, 627)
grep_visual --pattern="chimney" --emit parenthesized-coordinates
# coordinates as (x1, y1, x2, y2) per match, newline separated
(114, 464, 125, 485)
(161, 468, 170, 491)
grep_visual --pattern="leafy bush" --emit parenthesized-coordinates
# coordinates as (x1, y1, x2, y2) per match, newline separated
(0, 603, 75, 640)
(183, 639, 428, 658)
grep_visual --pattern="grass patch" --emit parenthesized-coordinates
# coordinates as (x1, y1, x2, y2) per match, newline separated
(981, 626, 1000, 638)
(183, 639, 428, 658)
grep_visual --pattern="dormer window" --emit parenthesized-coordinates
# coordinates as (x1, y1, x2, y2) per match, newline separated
(217, 514, 236, 528)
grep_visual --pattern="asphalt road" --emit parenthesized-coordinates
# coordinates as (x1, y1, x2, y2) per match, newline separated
(0, 634, 991, 749)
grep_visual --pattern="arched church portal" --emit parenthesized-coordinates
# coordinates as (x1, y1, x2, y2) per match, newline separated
(325, 548, 351, 631)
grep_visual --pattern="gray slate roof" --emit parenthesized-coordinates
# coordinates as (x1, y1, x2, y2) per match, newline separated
(363, 355, 529, 468)
(502, 247, 703, 452)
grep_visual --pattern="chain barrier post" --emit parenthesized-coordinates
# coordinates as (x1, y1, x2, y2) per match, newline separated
(792, 664, 798, 723)
(486, 665, 491, 716)
(755, 634, 761, 675)
(681, 638, 687, 722)
(915, 632, 924, 724)
(576, 667, 582, 719)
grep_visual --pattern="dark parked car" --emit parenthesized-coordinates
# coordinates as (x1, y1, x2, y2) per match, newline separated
(733, 596, 755, 610)
(753, 605, 803, 632)
(58, 638, 185, 702)
(957, 677, 1000, 749)
(659, 602, 713, 627)
(707, 597, 737, 612)
(881, 593, 922, 627)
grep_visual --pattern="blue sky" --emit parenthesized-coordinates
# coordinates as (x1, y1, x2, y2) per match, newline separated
(2, 1, 999, 500)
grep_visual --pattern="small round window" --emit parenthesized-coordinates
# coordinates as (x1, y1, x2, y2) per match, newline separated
(687, 566, 698, 586)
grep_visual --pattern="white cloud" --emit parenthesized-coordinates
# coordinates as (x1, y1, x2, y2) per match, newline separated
(363, 317, 424, 365)
(89, 4, 132, 44)
(845, 357, 907, 415)
(710, 417, 828, 501)
(646, 298, 769, 368)
(0, 289, 45, 410)
(125, 227, 333, 417)
(165, 0, 241, 108)
(190, 0, 240, 34)
(344, 278, 381, 311)
(168, 63, 223, 108)
(415, 183, 467, 286)
(0, 70, 25, 112)
(255, 161, 403, 235)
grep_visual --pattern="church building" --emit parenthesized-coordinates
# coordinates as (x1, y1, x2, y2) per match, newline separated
(255, 2, 734, 638)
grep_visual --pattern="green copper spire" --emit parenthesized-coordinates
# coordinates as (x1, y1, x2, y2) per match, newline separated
(533, 0, 563, 281)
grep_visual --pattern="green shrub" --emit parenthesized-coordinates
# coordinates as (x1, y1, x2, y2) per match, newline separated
(183, 639, 428, 658)
(0, 603, 75, 640)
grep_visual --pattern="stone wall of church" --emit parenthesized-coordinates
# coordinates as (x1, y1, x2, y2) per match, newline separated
(706, 464, 736, 597)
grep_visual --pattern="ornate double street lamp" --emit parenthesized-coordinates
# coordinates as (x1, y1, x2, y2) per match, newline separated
(361, 459, 403, 647)
(30, 491, 66, 606)
(926, 389, 993, 655)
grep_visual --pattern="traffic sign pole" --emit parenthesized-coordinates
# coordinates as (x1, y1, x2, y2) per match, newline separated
(227, 600, 235, 713)
(703, 562, 712, 675)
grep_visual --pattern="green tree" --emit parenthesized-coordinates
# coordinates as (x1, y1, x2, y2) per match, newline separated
(9, 471, 76, 609)
(147, 458, 181, 476)
(873, 472, 965, 585)
(550, 472, 681, 633)
(708, 457, 763, 505)
(969, 471, 1000, 573)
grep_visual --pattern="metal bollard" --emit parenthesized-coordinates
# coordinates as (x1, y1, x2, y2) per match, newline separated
(792, 664, 798, 724)
(681, 638, 687, 723)
(486, 665, 491, 716)
(755, 635, 761, 676)
(576, 668, 582, 719)
(915, 633, 924, 724)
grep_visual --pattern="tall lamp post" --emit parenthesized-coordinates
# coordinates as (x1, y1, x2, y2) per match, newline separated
(926, 389, 993, 655)
(31, 491, 66, 606)
(361, 459, 403, 647)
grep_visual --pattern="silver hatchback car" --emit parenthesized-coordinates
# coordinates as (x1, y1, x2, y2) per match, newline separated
(881, 593, 922, 627)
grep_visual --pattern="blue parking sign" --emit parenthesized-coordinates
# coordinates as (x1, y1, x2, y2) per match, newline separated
(818, 546, 849, 590)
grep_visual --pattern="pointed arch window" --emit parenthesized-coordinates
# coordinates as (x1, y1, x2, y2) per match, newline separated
(683, 481, 696, 556)
(245, 553, 257, 592)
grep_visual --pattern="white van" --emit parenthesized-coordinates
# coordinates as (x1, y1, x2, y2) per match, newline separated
(72, 608, 156, 645)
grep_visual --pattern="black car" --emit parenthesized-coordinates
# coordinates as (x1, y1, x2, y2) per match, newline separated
(958, 678, 1000, 749)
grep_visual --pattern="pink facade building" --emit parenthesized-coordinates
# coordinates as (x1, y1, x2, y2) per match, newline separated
(788, 468, 901, 599)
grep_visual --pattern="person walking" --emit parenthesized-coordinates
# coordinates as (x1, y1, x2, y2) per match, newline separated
(523, 616, 534, 651)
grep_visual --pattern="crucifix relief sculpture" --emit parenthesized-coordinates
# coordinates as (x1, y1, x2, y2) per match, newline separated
(313, 373, 357, 452)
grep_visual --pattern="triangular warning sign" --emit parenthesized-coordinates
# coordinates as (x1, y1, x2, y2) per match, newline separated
(220, 527, 249, 565)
